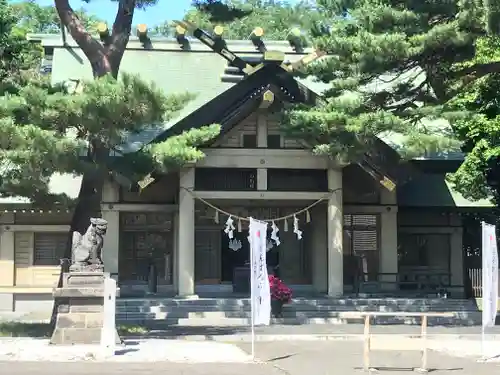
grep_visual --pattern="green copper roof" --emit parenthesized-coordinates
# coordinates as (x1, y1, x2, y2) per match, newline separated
(398, 174, 494, 208)
(39, 34, 324, 152)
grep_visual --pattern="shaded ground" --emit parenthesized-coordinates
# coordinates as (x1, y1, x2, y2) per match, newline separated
(1, 341, 499, 375)
(1, 322, 500, 339)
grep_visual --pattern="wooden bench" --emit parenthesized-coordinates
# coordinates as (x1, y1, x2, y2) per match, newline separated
(344, 312, 455, 373)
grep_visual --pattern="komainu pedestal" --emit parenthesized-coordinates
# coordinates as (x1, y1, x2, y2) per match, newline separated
(50, 272, 122, 345)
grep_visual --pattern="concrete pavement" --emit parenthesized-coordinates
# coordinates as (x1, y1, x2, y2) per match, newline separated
(2, 340, 499, 375)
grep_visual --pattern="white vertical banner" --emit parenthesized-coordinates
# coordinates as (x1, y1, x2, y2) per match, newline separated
(481, 222, 498, 329)
(249, 217, 271, 327)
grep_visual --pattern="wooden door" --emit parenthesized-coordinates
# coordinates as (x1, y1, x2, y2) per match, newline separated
(195, 229, 221, 284)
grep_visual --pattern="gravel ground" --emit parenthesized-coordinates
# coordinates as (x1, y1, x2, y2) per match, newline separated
(0, 338, 251, 362)
(1, 340, 500, 375)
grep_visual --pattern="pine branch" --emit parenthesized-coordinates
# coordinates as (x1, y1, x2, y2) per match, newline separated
(53, 0, 104, 65)
(451, 61, 500, 81)
(108, 0, 136, 72)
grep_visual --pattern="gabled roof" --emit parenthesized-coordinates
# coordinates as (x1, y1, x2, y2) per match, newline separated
(29, 33, 326, 153)
(9, 33, 476, 207)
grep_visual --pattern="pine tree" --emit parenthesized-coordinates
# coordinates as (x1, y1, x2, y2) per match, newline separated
(446, 38, 500, 204)
(153, 0, 324, 39)
(0, 1, 221, 329)
(45, 0, 223, 236)
(282, 0, 500, 175)
(0, 74, 220, 207)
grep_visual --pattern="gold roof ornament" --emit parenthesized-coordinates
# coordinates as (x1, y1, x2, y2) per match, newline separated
(136, 24, 151, 49)
(252, 27, 264, 38)
(287, 27, 304, 52)
(260, 90, 275, 109)
(250, 27, 266, 51)
(175, 24, 189, 49)
(97, 22, 109, 42)
(213, 25, 224, 38)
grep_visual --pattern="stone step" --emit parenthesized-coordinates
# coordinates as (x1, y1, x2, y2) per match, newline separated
(115, 304, 480, 314)
(116, 298, 476, 308)
(115, 309, 482, 320)
(116, 299, 479, 314)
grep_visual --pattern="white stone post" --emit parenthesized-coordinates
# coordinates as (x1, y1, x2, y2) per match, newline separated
(100, 277, 117, 358)
(327, 169, 343, 297)
(177, 167, 197, 298)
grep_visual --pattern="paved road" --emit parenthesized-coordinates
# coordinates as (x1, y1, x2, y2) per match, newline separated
(1, 341, 499, 375)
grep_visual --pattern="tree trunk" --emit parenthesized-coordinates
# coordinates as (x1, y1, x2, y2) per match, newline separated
(49, 56, 116, 331)
(50, 139, 108, 331)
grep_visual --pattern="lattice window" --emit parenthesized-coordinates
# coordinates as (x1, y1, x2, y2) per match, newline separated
(34, 233, 67, 266)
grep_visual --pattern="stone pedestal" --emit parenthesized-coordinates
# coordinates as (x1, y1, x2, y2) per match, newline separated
(50, 271, 122, 345)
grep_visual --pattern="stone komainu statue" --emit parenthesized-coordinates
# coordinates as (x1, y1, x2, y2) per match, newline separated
(71, 218, 108, 271)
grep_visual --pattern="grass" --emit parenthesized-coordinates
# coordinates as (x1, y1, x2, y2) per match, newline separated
(0, 322, 51, 338)
(0, 322, 149, 338)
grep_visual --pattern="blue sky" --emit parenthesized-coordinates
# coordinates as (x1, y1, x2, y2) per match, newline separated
(10, 0, 193, 26)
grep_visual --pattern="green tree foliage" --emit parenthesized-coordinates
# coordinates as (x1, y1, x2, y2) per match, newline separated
(447, 38, 500, 203)
(1, 0, 222, 231)
(281, 0, 500, 185)
(11, 0, 102, 34)
(0, 74, 219, 207)
(0, 0, 42, 93)
(154, 0, 323, 39)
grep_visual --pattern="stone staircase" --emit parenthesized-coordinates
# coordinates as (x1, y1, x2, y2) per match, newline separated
(116, 297, 487, 327)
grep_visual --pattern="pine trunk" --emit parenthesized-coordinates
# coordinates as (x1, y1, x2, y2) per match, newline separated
(49, 57, 116, 331)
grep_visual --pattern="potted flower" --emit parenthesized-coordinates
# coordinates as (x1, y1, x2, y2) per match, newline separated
(268, 275, 292, 318)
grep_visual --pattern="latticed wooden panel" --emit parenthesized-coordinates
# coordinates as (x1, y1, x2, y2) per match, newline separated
(119, 212, 174, 284)
(343, 214, 380, 281)
(33, 232, 67, 266)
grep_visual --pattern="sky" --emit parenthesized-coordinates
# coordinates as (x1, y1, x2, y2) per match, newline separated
(9, 0, 193, 26)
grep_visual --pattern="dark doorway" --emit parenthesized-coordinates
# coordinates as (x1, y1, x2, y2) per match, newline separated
(221, 230, 249, 282)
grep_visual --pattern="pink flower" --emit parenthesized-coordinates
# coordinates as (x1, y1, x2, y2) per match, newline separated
(268, 275, 292, 303)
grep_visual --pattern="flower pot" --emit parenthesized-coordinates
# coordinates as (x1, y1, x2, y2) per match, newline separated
(271, 299, 284, 318)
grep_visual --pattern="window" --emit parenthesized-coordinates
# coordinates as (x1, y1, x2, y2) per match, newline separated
(34, 233, 67, 266)
(242, 134, 257, 148)
(195, 168, 257, 191)
(267, 134, 282, 149)
(267, 169, 328, 191)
